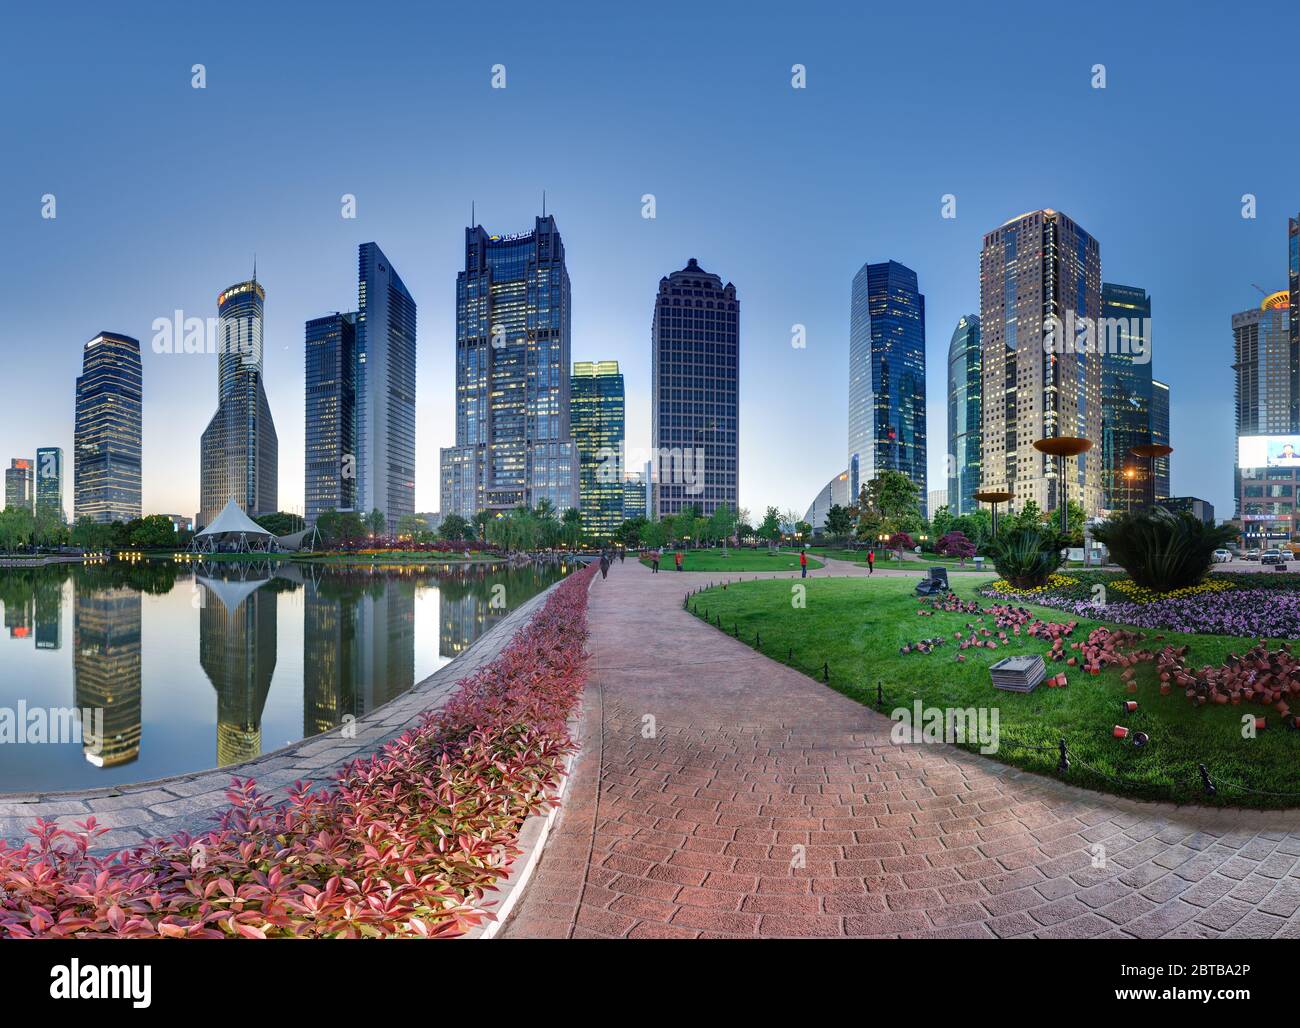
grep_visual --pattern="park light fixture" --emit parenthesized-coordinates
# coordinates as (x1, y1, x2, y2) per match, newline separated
(1032, 436, 1093, 534)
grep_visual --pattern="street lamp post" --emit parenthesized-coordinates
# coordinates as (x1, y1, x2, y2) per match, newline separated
(973, 490, 1014, 538)
(1032, 436, 1093, 536)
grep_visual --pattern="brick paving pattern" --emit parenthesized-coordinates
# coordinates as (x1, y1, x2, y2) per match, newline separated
(502, 559, 1300, 939)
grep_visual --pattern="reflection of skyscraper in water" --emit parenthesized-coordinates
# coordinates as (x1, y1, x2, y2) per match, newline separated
(355, 584, 414, 712)
(302, 583, 357, 738)
(198, 576, 277, 767)
(302, 578, 414, 736)
(4, 588, 33, 639)
(438, 577, 511, 659)
(34, 574, 64, 650)
(73, 585, 141, 767)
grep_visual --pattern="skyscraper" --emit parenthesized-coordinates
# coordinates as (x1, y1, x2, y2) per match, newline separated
(35, 447, 64, 521)
(199, 279, 278, 528)
(304, 312, 357, 523)
(848, 261, 927, 513)
(979, 209, 1103, 517)
(622, 472, 648, 522)
(74, 332, 142, 524)
(1151, 378, 1171, 501)
(571, 360, 625, 539)
(1290, 214, 1299, 430)
(651, 258, 739, 519)
(356, 243, 417, 524)
(1099, 283, 1154, 512)
(1233, 290, 1291, 533)
(946, 314, 981, 515)
(440, 216, 576, 517)
(4, 459, 33, 511)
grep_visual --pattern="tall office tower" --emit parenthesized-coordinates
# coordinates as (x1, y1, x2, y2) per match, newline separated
(979, 209, 1103, 516)
(304, 312, 358, 523)
(199, 278, 278, 528)
(74, 332, 142, 524)
(73, 586, 142, 768)
(622, 471, 648, 521)
(356, 243, 417, 524)
(571, 360, 625, 539)
(1290, 215, 1299, 430)
(1151, 378, 1170, 501)
(651, 258, 739, 518)
(198, 572, 278, 766)
(847, 261, 927, 515)
(1099, 284, 1154, 512)
(440, 216, 576, 517)
(1233, 290, 1293, 540)
(35, 447, 64, 521)
(946, 314, 981, 515)
(4, 459, 33, 511)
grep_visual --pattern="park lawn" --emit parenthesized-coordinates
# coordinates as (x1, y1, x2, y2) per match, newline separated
(687, 574, 1300, 808)
(640, 549, 823, 573)
(812, 548, 976, 569)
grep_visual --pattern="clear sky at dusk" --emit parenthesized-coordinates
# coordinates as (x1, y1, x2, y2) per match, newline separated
(4, 0, 1299, 521)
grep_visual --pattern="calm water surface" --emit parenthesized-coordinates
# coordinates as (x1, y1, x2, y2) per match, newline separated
(0, 558, 569, 792)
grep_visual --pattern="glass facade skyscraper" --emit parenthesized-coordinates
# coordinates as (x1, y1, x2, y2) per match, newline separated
(571, 360, 625, 540)
(1151, 378, 1170, 502)
(1099, 283, 1154, 512)
(35, 447, 64, 521)
(1234, 286, 1294, 540)
(199, 279, 278, 528)
(847, 260, 927, 514)
(945, 314, 981, 516)
(980, 209, 1103, 516)
(74, 332, 142, 524)
(651, 258, 739, 519)
(304, 312, 357, 523)
(440, 216, 576, 517)
(356, 243, 417, 523)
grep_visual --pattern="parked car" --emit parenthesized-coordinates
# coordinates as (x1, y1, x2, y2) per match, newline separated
(1212, 548, 1232, 563)
(1246, 549, 1261, 561)
(1261, 549, 1286, 565)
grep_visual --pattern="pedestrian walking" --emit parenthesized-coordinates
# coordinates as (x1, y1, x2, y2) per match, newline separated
(651, 551, 660, 573)
(867, 549, 875, 575)
(799, 548, 808, 578)
(674, 550, 683, 572)
(618, 548, 625, 564)
(599, 553, 610, 579)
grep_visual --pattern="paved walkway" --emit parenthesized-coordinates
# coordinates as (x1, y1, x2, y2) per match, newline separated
(502, 560, 1300, 939)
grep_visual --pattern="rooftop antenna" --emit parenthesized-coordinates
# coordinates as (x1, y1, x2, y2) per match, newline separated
(252, 253, 257, 285)
(471, 200, 475, 228)
(542, 189, 547, 217)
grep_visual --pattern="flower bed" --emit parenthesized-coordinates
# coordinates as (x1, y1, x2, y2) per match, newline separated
(0, 563, 596, 939)
(980, 571, 1300, 638)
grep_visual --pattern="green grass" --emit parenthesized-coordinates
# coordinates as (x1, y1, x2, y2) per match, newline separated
(811, 547, 977, 568)
(686, 574, 1300, 808)
(640, 549, 822, 572)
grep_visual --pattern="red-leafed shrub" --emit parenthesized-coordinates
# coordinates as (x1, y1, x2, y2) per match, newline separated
(0, 563, 596, 939)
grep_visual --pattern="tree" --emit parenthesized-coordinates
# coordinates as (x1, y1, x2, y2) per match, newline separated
(615, 516, 647, 548)
(130, 514, 181, 549)
(1010, 500, 1043, 531)
(935, 530, 976, 566)
(708, 504, 736, 553)
(561, 507, 583, 549)
(534, 499, 561, 548)
(890, 530, 916, 557)
(338, 511, 367, 547)
(794, 520, 813, 542)
(930, 504, 955, 542)
(825, 504, 853, 542)
(366, 508, 386, 537)
(0, 506, 35, 552)
(473, 510, 492, 541)
(438, 513, 473, 543)
(640, 519, 668, 550)
(864, 471, 923, 535)
(758, 507, 782, 552)
(253, 511, 306, 537)
(33, 507, 68, 550)
(395, 513, 428, 540)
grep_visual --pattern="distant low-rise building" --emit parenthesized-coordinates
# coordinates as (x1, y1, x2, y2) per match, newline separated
(1163, 496, 1214, 525)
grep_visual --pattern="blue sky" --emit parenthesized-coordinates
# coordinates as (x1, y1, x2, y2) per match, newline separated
(3, 0, 1298, 521)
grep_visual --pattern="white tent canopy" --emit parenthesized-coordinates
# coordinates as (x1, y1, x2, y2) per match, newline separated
(192, 500, 275, 553)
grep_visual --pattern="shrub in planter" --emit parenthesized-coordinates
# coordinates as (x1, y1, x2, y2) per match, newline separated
(1091, 506, 1237, 593)
(985, 525, 1065, 589)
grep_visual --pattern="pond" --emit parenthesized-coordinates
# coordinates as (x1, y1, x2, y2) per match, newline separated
(0, 558, 571, 793)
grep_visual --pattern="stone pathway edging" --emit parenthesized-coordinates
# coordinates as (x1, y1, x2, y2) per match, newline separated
(0, 582, 565, 853)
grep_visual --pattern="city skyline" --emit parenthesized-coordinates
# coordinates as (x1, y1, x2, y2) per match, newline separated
(6, 4, 1300, 522)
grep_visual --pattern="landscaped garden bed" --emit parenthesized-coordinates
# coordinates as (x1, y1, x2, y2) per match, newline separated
(0, 563, 596, 939)
(685, 574, 1300, 808)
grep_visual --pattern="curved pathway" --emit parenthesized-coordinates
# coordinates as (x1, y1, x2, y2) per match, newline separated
(502, 559, 1300, 938)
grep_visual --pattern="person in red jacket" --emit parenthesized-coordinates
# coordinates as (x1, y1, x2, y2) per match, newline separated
(867, 549, 875, 575)
(799, 549, 808, 578)
(674, 550, 683, 572)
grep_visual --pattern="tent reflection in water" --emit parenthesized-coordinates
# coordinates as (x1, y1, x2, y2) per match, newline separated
(191, 499, 276, 553)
